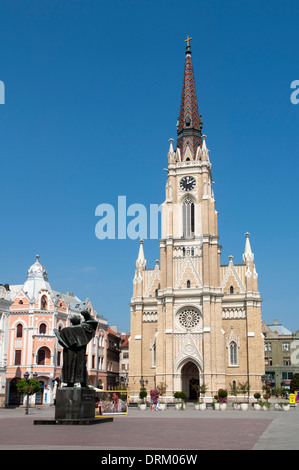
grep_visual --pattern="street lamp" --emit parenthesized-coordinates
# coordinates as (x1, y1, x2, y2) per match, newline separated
(139, 379, 148, 388)
(23, 371, 30, 415)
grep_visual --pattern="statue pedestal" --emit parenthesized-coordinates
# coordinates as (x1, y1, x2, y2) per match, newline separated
(34, 387, 113, 425)
(55, 387, 95, 421)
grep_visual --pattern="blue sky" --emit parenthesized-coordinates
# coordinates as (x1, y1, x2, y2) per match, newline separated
(0, 0, 298, 333)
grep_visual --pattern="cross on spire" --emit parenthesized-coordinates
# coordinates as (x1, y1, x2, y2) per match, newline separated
(185, 35, 192, 47)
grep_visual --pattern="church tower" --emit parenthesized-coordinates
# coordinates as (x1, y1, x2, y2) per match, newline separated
(129, 38, 264, 402)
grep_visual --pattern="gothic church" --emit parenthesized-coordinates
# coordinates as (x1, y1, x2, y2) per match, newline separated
(129, 38, 264, 402)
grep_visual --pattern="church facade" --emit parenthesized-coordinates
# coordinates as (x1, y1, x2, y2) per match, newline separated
(128, 39, 265, 402)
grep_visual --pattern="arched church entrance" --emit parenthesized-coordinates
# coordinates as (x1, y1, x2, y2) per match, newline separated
(181, 361, 200, 400)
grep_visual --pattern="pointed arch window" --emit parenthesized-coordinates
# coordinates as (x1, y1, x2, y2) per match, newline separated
(182, 196, 195, 239)
(230, 341, 238, 366)
(187, 280, 191, 288)
(230, 286, 234, 294)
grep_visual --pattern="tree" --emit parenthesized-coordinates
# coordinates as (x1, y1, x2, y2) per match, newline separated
(237, 381, 250, 403)
(290, 373, 299, 393)
(17, 378, 41, 396)
(191, 383, 207, 402)
(139, 388, 147, 403)
(156, 381, 167, 398)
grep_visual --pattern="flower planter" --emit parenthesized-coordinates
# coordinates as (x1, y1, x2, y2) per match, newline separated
(199, 403, 206, 411)
(240, 403, 248, 411)
(214, 403, 220, 410)
(219, 403, 227, 411)
(175, 403, 185, 410)
(253, 403, 261, 411)
(262, 405, 270, 411)
(282, 404, 290, 411)
(139, 403, 147, 411)
(159, 403, 167, 411)
(194, 404, 200, 410)
(232, 403, 240, 410)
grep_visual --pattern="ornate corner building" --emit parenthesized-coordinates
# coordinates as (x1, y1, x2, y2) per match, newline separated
(4, 255, 109, 406)
(128, 39, 265, 401)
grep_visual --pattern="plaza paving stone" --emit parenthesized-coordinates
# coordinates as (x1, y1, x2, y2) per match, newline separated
(0, 404, 298, 451)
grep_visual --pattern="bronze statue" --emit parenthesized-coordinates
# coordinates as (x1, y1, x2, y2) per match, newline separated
(54, 310, 98, 387)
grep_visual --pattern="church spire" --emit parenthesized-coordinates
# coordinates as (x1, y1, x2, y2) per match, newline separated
(176, 36, 203, 160)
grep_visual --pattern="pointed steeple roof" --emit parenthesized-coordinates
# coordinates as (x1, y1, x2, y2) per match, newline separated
(136, 239, 146, 268)
(243, 232, 254, 262)
(176, 37, 203, 160)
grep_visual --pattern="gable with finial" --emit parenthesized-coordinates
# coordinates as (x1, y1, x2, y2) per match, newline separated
(221, 256, 245, 294)
(175, 255, 202, 289)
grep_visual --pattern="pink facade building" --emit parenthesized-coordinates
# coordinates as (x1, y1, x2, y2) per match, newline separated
(5, 255, 109, 406)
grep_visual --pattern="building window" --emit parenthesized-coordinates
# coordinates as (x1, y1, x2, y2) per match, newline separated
(182, 197, 195, 239)
(14, 350, 21, 365)
(39, 323, 47, 334)
(151, 340, 156, 368)
(187, 280, 191, 288)
(284, 358, 291, 366)
(57, 351, 61, 366)
(37, 349, 46, 365)
(229, 341, 238, 366)
(178, 308, 201, 329)
(265, 342, 272, 352)
(16, 324, 23, 338)
(230, 286, 234, 294)
(282, 343, 290, 351)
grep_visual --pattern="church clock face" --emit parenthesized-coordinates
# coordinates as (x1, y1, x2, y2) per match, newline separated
(180, 176, 196, 191)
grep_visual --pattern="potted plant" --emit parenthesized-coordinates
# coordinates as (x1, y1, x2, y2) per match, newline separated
(238, 381, 249, 410)
(253, 392, 261, 410)
(218, 389, 228, 410)
(139, 388, 147, 410)
(213, 395, 220, 410)
(157, 381, 167, 410)
(281, 402, 290, 411)
(261, 401, 271, 411)
(261, 393, 270, 410)
(229, 382, 240, 410)
(174, 391, 186, 410)
(192, 383, 207, 410)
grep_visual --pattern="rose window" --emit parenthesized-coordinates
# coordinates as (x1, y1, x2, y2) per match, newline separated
(178, 308, 200, 329)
